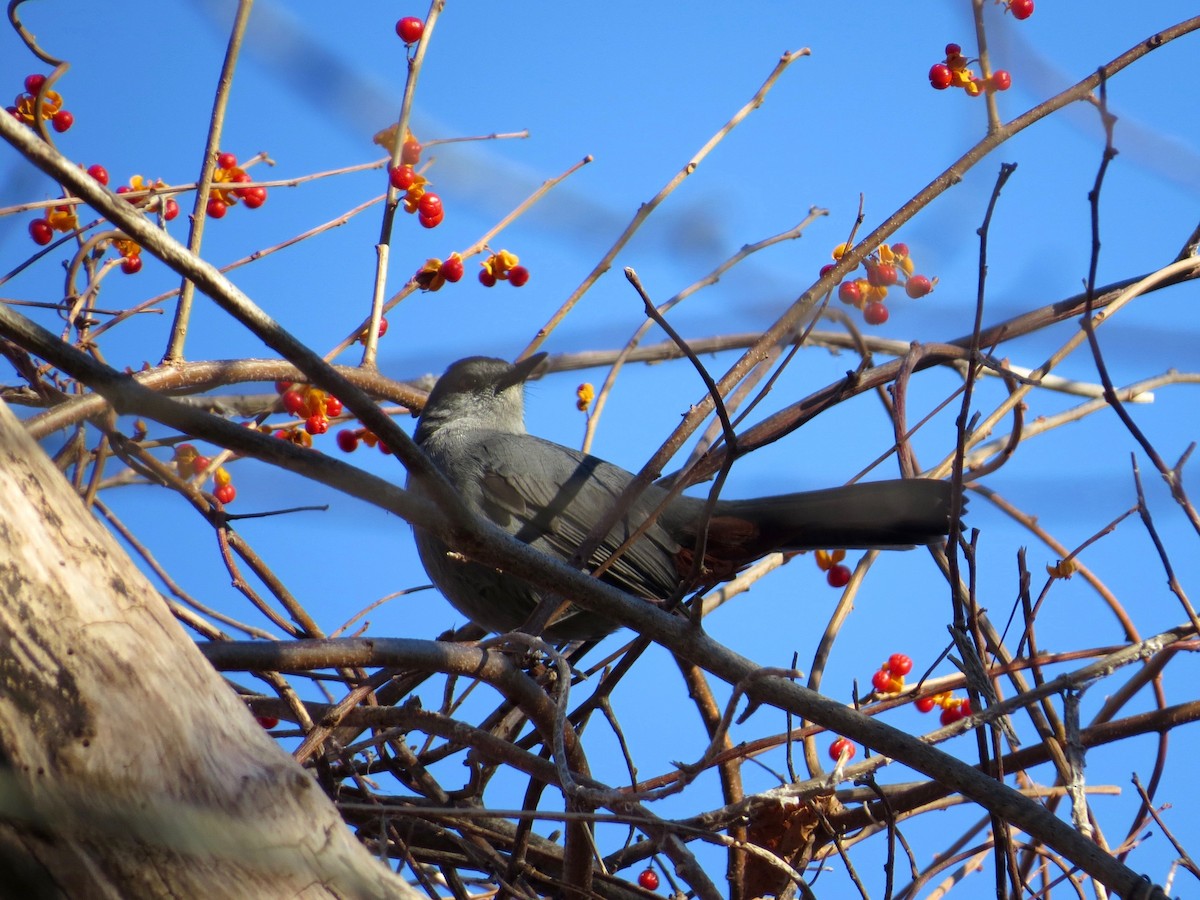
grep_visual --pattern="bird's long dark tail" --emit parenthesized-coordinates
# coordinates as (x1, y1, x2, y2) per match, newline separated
(710, 478, 956, 557)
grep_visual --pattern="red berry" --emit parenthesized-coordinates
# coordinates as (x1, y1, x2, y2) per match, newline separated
(819, 263, 835, 278)
(440, 256, 464, 283)
(871, 669, 893, 693)
(241, 186, 267, 209)
(28, 218, 53, 246)
(215, 483, 236, 504)
(163, 198, 180, 221)
(51, 109, 73, 132)
(255, 715, 279, 729)
(217, 151, 238, 170)
(1009, 0, 1034, 19)
(401, 138, 422, 166)
(828, 737, 856, 762)
(207, 197, 227, 219)
(929, 63, 952, 90)
(282, 390, 308, 416)
(24, 73, 46, 95)
(916, 696, 936, 713)
(120, 255, 142, 275)
(868, 263, 897, 287)
(837, 281, 862, 305)
(389, 164, 417, 190)
(905, 275, 933, 298)
(116, 185, 135, 201)
(191, 456, 211, 476)
(336, 430, 359, 453)
(891, 242, 909, 258)
(990, 70, 1012, 92)
(417, 192, 442, 218)
(87, 164, 109, 185)
(479, 270, 497, 287)
(418, 209, 444, 229)
(274, 380, 293, 394)
(305, 414, 329, 436)
(637, 868, 659, 891)
(507, 265, 530, 287)
(377, 317, 389, 337)
(826, 564, 851, 588)
(945, 43, 962, 58)
(939, 699, 971, 727)
(396, 16, 424, 44)
(324, 396, 343, 417)
(863, 302, 889, 325)
(6, 106, 21, 120)
(888, 653, 913, 676)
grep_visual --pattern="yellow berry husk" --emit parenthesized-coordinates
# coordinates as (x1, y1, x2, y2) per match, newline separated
(1047, 558, 1078, 579)
(575, 383, 595, 412)
(47, 206, 78, 233)
(214, 467, 232, 488)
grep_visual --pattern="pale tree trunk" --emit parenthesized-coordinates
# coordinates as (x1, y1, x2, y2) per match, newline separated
(0, 399, 418, 899)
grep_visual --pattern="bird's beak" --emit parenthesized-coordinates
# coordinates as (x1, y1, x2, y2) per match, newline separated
(502, 352, 548, 389)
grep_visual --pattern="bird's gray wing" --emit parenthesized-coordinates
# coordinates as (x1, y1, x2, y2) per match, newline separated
(472, 433, 683, 600)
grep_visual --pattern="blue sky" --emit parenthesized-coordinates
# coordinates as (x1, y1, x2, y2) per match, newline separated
(3, 1, 1199, 893)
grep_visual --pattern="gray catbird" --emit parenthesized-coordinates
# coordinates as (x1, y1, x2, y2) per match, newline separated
(410, 354, 955, 640)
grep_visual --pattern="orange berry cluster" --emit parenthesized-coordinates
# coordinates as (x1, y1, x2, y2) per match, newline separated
(173, 443, 237, 505)
(413, 253, 465, 292)
(379, 120, 536, 285)
(112, 175, 182, 274)
(871, 652, 914, 694)
(575, 382, 595, 413)
(872, 655, 974, 724)
(825, 241, 935, 326)
(15, 73, 182, 278)
(388, 136, 444, 228)
(336, 427, 393, 456)
(928, 44, 1011, 96)
(27, 202, 77, 248)
(115, 173, 181, 223)
(478, 249, 529, 288)
(27, 167, 180, 278)
(916, 691, 973, 726)
(8, 73, 73, 132)
(208, 152, 268, 220)
(1046, 557, 1078, 579)
(411, 249, 531, 291)
(815, 549, 850, 588)
(276, 381, 342, 436)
